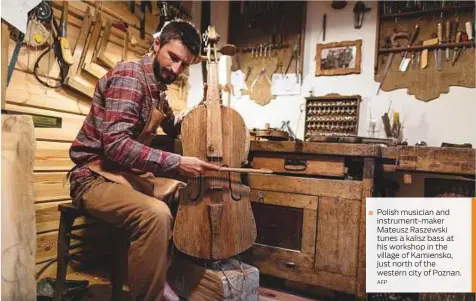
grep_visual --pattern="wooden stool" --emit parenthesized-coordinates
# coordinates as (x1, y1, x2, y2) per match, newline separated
(52, 204, 129, 301)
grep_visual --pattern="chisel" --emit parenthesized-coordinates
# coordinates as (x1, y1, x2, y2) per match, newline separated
(377, 31, 409, 95)
(445, 21, 451, 61)
(399, 24, 419, 72)
(436, 23, 443, 71)
(451, 31, 462, 66)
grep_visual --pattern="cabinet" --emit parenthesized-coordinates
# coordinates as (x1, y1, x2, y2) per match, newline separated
(243, 141, 377, 298)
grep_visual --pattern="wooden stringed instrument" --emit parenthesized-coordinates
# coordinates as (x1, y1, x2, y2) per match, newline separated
(173, 26, 257, 260)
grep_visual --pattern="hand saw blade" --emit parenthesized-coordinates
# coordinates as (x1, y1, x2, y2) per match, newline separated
(398, 56, 411, 72)
(436, 49, 442, 71)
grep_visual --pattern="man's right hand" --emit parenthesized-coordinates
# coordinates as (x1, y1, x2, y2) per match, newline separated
(177, 156, 220, 177)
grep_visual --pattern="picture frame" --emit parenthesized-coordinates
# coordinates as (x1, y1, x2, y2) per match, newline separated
(315, 39, 362, 76)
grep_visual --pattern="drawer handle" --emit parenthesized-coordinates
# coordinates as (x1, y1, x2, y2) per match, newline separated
(284, 158, 307, 171)
(257, 191, 266, 202)
(283, 261, 296, 268)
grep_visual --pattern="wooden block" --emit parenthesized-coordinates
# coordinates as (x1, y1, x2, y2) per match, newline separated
(168, 257, 259, 301)
(2, 115, 37, 301)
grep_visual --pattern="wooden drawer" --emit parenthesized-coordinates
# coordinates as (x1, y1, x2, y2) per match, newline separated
(251, 152, 345, 177)
(247, 174, 362, 199)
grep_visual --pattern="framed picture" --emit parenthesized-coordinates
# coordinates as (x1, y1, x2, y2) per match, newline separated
(315, 40, 362, 76)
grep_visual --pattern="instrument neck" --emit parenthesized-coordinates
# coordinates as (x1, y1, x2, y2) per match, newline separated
(206, 61, 223, 159)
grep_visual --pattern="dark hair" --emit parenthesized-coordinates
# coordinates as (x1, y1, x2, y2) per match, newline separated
(157, 19, 201, 57)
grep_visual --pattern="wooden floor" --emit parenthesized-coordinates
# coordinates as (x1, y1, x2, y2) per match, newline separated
(53, 269, 321, 301)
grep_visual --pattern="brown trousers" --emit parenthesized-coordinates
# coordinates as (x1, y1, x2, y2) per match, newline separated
(81, 176, 174, 301)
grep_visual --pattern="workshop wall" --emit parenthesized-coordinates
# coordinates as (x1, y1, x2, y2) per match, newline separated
(205, 1, 476, 147)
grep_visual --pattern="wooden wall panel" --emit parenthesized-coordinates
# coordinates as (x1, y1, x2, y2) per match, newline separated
(35, 201, 93, 234)
(6, 71, 91, 115)
(5, 104, 85, 142)
(34, 172, 70, 202)
(37, 228, 93, 263)
(35, 141, 74, 171)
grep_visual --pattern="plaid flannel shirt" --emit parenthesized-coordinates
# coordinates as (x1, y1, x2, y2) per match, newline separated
(68, 55, 181, 204)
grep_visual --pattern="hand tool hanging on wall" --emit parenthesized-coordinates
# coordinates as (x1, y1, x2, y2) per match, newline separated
(436, 22, 443, 71)
(322, 14, 327, 41)
(284, 40, 299, 78)
(451, 31, 462, 65)
(132, 1, 151, 39)
(466, 21, 474, 41)
(353, 1, 371, 29)
(6, 30, 25, 87)
(445, 20, 452, 61)
(398, 24, 419, 72)
(331, 1, 347, 10)
(377, 30, 409, 95)
(33, 1, 74, 88)
(6, 1, 53, 87)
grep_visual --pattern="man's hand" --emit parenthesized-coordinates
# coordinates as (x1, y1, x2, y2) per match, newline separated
(177, 156, 220, 177)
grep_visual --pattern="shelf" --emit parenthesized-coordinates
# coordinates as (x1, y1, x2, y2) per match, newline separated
(378, 41, 475, 54)
(380, 4, 475, 20)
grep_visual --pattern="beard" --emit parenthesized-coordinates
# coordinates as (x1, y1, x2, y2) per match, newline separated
(153, 58, 177, 85)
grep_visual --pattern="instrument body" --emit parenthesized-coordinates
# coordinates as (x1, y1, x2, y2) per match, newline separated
(173, 27, 256, 260)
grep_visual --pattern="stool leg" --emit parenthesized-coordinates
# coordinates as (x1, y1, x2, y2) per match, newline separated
(111, 234, 129, 301)
(52, 213, 75, 301)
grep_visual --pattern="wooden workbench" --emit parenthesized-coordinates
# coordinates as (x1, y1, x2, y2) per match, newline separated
(243, 141, 475, 299)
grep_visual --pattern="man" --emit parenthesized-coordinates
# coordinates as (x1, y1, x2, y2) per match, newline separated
(68, 20, 219, 301)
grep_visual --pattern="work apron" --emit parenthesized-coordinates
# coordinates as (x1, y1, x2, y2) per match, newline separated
(87, 98, 185, 206)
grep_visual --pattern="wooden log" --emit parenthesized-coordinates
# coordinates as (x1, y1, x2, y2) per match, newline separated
(168, 257, 259, 301)
(1, 115, 36, 301)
